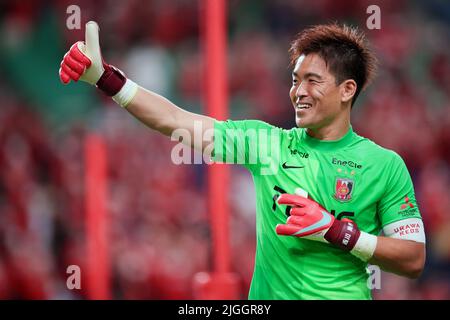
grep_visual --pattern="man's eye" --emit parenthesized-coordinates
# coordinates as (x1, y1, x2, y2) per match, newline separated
(292, 79, 298, 84)
(309, 79, 318, 84)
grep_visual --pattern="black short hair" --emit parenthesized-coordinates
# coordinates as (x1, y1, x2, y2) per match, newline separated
(290, 23, 378, 107)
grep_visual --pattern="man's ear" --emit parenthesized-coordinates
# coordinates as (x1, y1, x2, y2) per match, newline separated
(340, 79, 357, 104)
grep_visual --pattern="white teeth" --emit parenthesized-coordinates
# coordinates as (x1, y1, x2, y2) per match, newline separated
(296, 103, 311, 109)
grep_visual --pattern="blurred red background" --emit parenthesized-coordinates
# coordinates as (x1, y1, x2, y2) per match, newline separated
(0, 0, 449, 299)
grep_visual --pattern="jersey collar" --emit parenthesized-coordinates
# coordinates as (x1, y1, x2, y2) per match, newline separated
(300, 126, 355, 151)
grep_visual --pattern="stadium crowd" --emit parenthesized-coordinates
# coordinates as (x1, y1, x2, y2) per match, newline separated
(0, 0, 449, 299)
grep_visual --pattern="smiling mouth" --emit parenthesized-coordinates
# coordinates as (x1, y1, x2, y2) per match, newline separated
(295, 103, 312, 110)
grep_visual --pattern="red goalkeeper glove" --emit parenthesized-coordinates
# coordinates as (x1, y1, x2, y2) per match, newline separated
(59, 21, 136, 105)
(276, 193, 361, 251)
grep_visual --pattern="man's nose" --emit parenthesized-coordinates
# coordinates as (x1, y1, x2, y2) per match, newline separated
(295, 81, 308, 98)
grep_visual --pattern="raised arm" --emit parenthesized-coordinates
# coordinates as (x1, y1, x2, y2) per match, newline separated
(124, 87, 215, 151)
(59, 21, 215, 152)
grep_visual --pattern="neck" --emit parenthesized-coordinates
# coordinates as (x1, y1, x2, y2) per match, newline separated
(306, 118, 351, 141)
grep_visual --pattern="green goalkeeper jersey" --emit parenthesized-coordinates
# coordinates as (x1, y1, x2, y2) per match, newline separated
(212, 120, 422, 300)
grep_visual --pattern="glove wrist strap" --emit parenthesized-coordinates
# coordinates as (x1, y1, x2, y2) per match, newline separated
(96, 64, 127, 96)
(324, 219, 360, 251)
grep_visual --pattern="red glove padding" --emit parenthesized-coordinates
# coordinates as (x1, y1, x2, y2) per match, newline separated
(276, 193, 361, 251)
(58, 21, 127, 96)
(59, 42, 91, 84)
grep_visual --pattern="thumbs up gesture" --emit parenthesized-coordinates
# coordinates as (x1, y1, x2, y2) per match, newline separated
(59, 21, 127, 97)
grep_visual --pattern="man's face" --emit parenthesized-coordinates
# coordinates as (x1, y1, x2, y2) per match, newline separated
(290, 53, 345, 129)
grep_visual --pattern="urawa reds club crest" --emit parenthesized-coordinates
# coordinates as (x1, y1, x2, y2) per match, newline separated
(334, 178, 354, 202)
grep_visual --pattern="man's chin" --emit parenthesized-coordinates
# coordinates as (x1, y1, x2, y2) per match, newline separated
(295, 119, 309, 128)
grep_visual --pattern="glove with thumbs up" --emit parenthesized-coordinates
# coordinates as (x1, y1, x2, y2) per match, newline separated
(59, 21, 137, 106)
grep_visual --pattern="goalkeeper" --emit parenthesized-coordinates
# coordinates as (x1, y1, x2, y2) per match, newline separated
(59, 22, 426, 299)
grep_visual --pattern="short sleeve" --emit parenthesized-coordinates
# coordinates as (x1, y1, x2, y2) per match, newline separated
(378, 152, 422, 227)
(212, 120, 282, 173)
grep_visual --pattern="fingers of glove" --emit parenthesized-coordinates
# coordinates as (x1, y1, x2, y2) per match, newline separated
(286, 215, 324, 231)
(59, 67, 71, 84)
(276, 224, 302, 236)
(289, 207, 308, 217)
(60, 63, 81, 81)
(70, 42, 91, 66)
(277, 193, 309, 207)
(63, 53, 86, 75)
(286, 216, 303, 227)
(288, 208, 334, 229)
(286, 215, 307, 227)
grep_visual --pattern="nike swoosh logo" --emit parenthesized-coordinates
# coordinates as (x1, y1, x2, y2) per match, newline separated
(282, 162, 304, 169)
(293, 211, 332, 236)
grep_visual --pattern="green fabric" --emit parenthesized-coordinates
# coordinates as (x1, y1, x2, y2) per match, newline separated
(213, 120, 421, 300)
